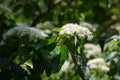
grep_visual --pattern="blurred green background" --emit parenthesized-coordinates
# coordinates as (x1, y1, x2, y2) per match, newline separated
(0, 0, 120, 80)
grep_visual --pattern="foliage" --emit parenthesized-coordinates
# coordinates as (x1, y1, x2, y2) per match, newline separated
(0, 0, 120, 80)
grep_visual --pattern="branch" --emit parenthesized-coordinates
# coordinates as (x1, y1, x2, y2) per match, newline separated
(31, 0, 62, 27)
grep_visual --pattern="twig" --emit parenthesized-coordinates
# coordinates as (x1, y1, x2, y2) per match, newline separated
(31, 0, 62, 27)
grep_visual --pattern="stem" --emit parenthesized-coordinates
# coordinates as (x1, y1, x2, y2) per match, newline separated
(66, 43, 89, 80)
(30, 0, 62, 27)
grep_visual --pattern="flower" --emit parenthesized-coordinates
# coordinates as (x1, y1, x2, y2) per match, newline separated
(60, 60, 70, 72)
(59, 23, 93, 40)
(3, 25, 48, 42)
(87, 58, 109, 72)
(84, 43, 101, 58)
(79, 22, 99, 32)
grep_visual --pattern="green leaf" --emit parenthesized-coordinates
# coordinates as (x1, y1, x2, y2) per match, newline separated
(106, 51, 117, 60)
(36, 51, 52, 77)
(47, 37, 57, 45)
(10, 62, 27, 80)
(18, 46, 34, 64)
(27, 74, 42, 80)
(36, 40, 47, 49)
(59, 45, 67, 69)
(108, 40, 119, 51)
(0, 39, 18, 55)
(40, 54, 52, 76)
(0, 52, 17, 68)
(50, 46, 60, 59)
(12, 2, 22, 12)
(52, 28, 61, 33)
(32, 56, 44, 74)
(51, 55, 60, 73)
(79, 13, 85, 21)
(0, 41, 18, 68)
(51, 45, 67, 73)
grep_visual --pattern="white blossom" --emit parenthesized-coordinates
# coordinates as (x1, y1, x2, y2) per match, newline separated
(29, 27, 48, 39)
(43, 21, 54, 29)
(87, 58, 109, 72)
(59, 23, 93, 40)
(101, 66, 110, 72)
(79, 22, 99, 32)
(84, 43, 101, 58)
(60, 60, 70, 72)
(3, 25, 48, 42)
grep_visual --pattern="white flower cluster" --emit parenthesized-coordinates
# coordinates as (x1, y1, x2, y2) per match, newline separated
(3, 25, 48, 42)
(84, 43, 101, 58)
(87, 58, 109, 72)
(59, 23, 93, 40)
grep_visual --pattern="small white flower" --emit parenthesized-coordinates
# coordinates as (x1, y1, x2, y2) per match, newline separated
(87, 58, 105, 65)
(79, 21, 95, 31)
(59, 23, 93, 40)
(60, 60, 70, 72)
(101, 66, 110, 72)
(84, 43, 101, 58)
(29, 27, 48, 39)
(43, 21, 54, 29)
(87, 58, 109, 72)
(3, 26, 29, 39)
